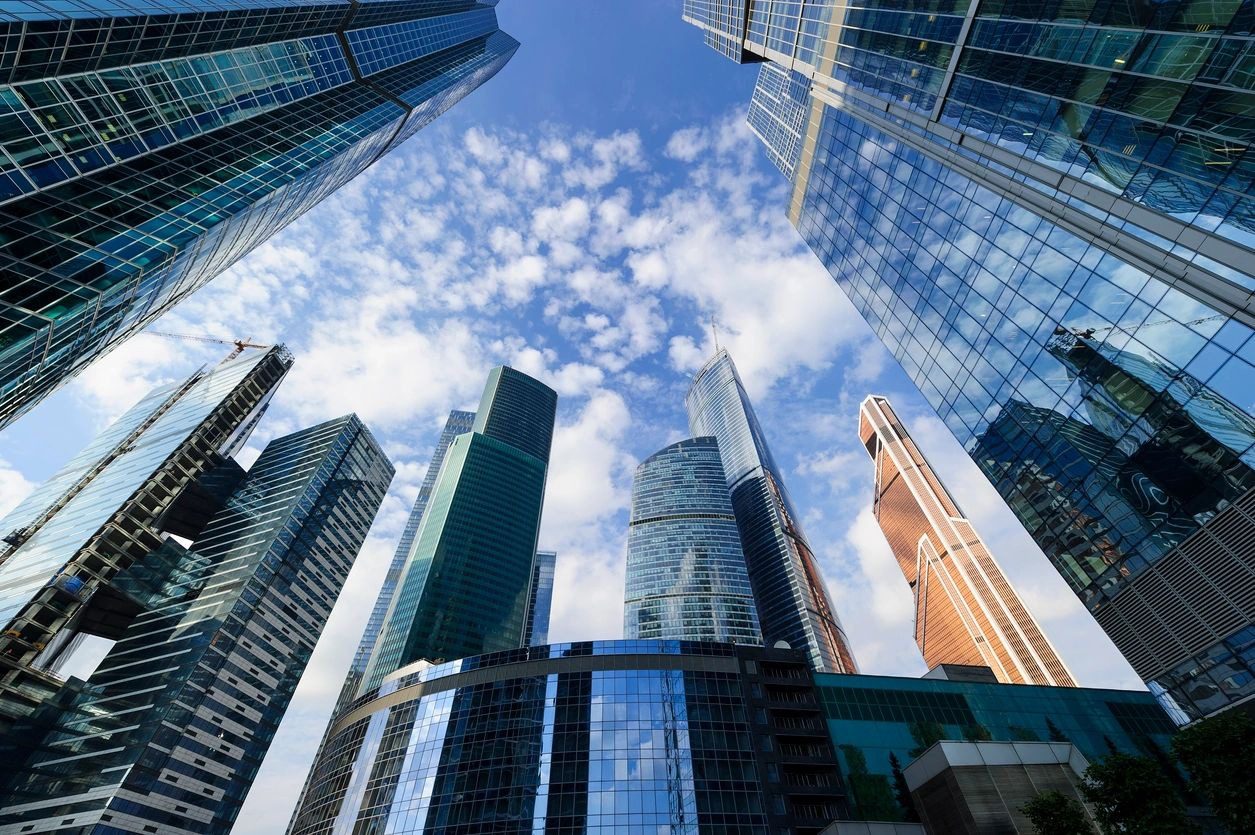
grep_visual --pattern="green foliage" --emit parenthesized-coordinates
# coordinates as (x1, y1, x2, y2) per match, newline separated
(907, 720, 946, 758)
(962, 722, 993, 741)
(889, 752, 919, 822)
(838, 745, 899, 821)
(1021, 790, 1094, 835)
(1172, 709, 1255, 832)
(1081, 753, 1190, 835)
(1046, 717, 1069, 743)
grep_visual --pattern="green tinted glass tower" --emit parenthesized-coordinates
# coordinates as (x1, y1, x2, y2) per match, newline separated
(361, 366, 557, 689)
(0, 1, 518, 429)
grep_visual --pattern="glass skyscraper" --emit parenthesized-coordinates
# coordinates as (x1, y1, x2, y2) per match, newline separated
(859, 395, 1075, 686)
(0, 346, 292, 730)
(287, 638, 1176, 834)
(334, 408, 476, 710)
(624, 436, 763, 645)
(0, 2, 518, 430)
(0, 414, 393, 834)
(359, 366, 557, 690)
(524, 549, 557, 646)
(683, 1, 1255, 719)
(687, 350, 857, 674)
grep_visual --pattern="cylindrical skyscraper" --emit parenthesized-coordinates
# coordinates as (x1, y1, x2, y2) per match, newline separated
(624, 437, 762, 644)
(686, 350, 858, 674)
(859, 395, 1076, 687)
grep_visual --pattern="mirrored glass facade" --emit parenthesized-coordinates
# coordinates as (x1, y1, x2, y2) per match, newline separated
(859, 396, 1076, 686)
(360, 366, 557, 691)
(0, 1, 518, 429)
(683, 0, 1255, 720)
(816, 672, 1179, 823)
(525, 549, 557, 647)
(0, 346, 292, 729)
(288, 641, 849, 835)
(289, 639, 1176, 834)
(687, 350, 858, 674)
(625, 437, 763, 645)
(0, 413, 393, 834)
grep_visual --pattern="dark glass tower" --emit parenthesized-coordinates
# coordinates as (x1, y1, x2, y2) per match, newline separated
(683, 1, 1255, 719)
(624, 437, 763, 645)
(360, 366, 557, 689)
(686, 350, 857, 673)
(333, 408, 476, 710)
(0, 2, 518, 429)
(0, 346, 292, 730)
(0, 414, 393, 834)
(524, 549, 557, 646)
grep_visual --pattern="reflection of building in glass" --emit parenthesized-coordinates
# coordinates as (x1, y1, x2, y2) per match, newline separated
(817, 670, 1179, 824)
(285, 639, 1178, 833)
(625, 437, 762, 644)
(0, 414, 393, 833)
(361, 367, 557, 691)
(524, 549, 557, 647)
(334, 409, 476, 712)
(683, 1, 1255, 720)
(687, 350, 857, 673)
(0, 2, 518, 429)
(0, 347, 293, 730)
(859, 396, 1075, 686)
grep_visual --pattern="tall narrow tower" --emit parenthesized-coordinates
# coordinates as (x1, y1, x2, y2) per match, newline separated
(860, 396, 1075, 686)
(524, 550, 557, 647)
(334, 409, 476, 710)
(687, 350, 857, 673)
(0, 1, 518, 429)
(624, 437, 762, 644)
(360, 366, 557, 689)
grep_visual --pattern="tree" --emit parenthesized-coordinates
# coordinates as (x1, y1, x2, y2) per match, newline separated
(1172, 709, 1255, 832)
(1045, 717, 1069, 743)
(1021, 790, 1094, 835)
(1081, 753, 1190, 834)
(888, 752, 919, 822)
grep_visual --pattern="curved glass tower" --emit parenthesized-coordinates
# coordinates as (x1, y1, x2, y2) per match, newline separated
(0, 1, 518, 429)
(625, 437, 762, 644)
(686, 350, 857, 673)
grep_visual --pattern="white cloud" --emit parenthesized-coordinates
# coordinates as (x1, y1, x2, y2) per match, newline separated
(0, 458, 36, 519)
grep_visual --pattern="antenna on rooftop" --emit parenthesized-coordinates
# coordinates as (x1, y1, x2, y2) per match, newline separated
(711, 316, 720, 352)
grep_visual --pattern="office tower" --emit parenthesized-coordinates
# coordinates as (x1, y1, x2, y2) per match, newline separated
(683, 4, 1255, 719)
(0, 3, 518, 430)
(524, 549, 557, 646)
(624, 437, 762, 644)
(360, 366, 557, 689)
(859, 395, 1075, 687)
(334, 409, 476, 709)
(0, 415, 393, 834)
(0, 346, 292, 730)
(687, 350, 857, 673)
(287, 637, 1178, 834)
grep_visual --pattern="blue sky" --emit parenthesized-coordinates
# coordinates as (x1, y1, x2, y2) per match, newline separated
(0, 4, 1145, 831)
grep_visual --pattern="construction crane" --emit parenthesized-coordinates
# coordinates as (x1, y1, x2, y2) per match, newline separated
(146, 331, 270, 361)
(1055, 314, 1226, 340)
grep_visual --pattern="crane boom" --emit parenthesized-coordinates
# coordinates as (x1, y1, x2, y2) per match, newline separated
(146, 331, 269, 361)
